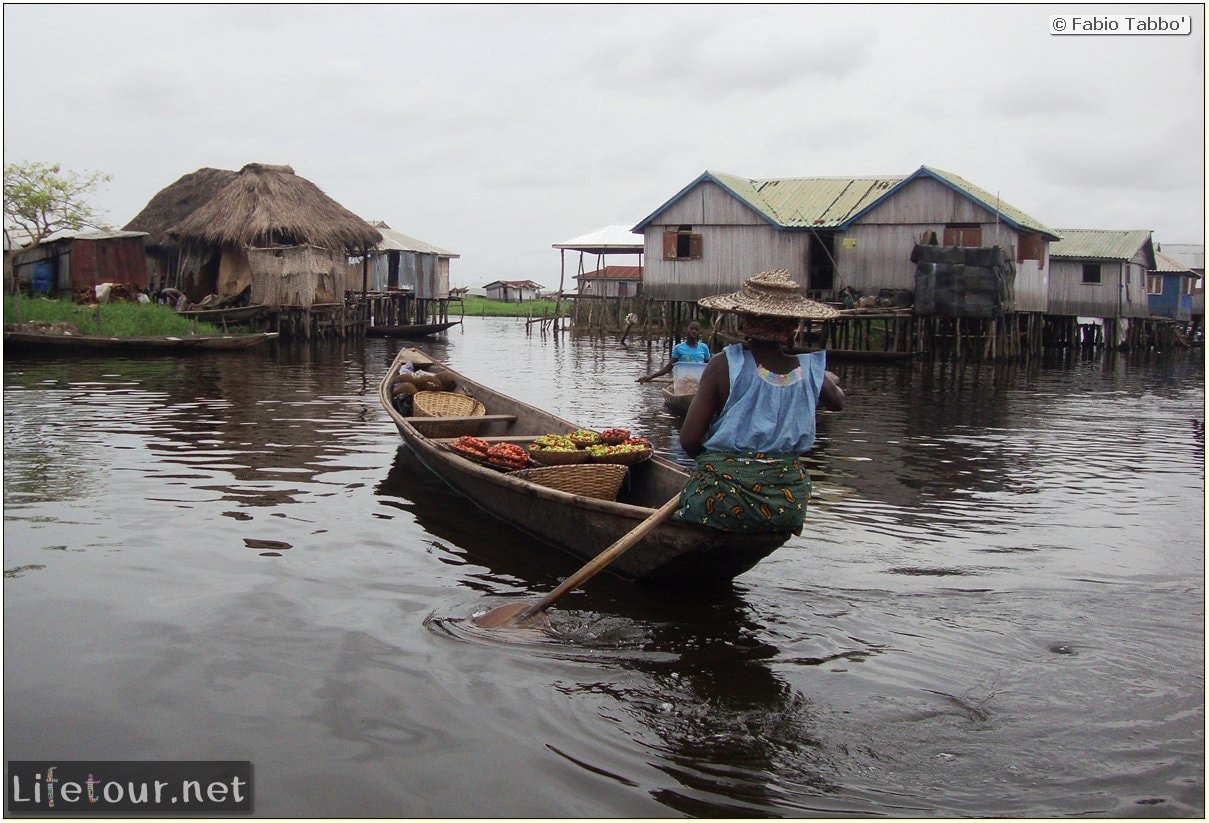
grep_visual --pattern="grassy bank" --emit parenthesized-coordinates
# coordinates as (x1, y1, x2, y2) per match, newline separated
(455, 295, 569, 318)
(4, 295, 223, 336)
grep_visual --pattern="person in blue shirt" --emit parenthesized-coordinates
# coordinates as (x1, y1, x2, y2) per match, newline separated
(636, 320, 712, 384)
(678, 270, 845, 534)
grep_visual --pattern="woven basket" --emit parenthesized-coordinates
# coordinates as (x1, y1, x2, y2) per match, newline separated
(528, 447, 591, 466)
(590, 447, 653, 466)
(413, 391, 485, 418)
(508, 463, 629, 501)
(412, 391, 486, 437)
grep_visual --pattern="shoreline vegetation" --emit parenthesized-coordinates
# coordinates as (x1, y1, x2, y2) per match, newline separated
(4, 295, 224, 337)
(2, 294, 567, 338)
(454, 295, 569, 319)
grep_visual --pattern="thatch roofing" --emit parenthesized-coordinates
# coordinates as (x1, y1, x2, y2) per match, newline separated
(166, 163, 382, 252)
(123, 167, 239, 249)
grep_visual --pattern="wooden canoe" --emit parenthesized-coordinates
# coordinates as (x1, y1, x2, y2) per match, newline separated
(367, 320, 461, 338)
(661, 386, 694, 415)
(177, 304, 267, 324)
(378, 347, 791, 581)
(3, 329, 279, 353)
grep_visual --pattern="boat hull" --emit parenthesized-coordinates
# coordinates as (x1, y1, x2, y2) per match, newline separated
(367, 321, 461, 338)
(379, 348, 789, 581)
(661, 387, 694, 414)
(177, 304, 267, 324)
(4, 330, 278, 353)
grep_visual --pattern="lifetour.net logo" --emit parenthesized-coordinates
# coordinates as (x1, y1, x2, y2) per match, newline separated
(7, 761, 252, 814)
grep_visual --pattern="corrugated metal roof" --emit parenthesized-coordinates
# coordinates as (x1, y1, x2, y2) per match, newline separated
(369, 221, 459, 257)
(4, 228, 148, 247)
(1049, 228, 1153, 260)
(574, 265, 642, 280)
(553, 225, 643, 252)
(709, 171, 902, 227)
(1153, 249, 1202, 278)
(635, 167, 1058, 239)
(1157, 243, 1204, 270)
(914, 166, 1060, 239)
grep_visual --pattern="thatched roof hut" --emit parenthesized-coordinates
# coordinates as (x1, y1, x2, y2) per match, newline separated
(167, 163, 382, 252)
(123, 167, 239, 250)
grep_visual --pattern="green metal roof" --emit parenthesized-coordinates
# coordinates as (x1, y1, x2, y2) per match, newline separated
(1049, 228, 1153, 261)
(915, 166, 1061, 240)
(707, 171, 902, 228)
(634, 167, 1059, 240)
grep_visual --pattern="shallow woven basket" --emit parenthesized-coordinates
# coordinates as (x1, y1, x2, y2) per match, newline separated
(590, 447, 653, 466)
(528, 446, 591, 466)
(413, 391, 486, 437)
(508, 463, 629, 501)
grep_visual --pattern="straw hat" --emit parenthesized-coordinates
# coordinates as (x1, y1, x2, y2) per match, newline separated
(697, 269, 839, 319)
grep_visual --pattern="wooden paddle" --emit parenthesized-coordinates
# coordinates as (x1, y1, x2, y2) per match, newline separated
(473, 495, 682, 628)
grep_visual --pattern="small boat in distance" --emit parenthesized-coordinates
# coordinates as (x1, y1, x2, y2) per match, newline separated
(378, 347, 793, 581)
(367, 320, 462, 338)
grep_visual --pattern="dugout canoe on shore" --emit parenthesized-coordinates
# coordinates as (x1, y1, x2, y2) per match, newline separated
(176, 304, 268, 324)
(3, 328, 279, 354)
(378, 347, 792, 581)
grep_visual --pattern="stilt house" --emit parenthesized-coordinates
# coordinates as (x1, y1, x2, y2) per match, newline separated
(632, 166, 1059, 312)
(483, 280, 542, 302)
(365, 221, 458, 298)
(1047, 229, 1155, 320)
(162, 163, 382, 308)
(574, 265, 643, 297)
(1148, 250, 1202, 321)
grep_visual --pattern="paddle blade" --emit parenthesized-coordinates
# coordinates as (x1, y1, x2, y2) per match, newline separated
(472, 601, 550, 629)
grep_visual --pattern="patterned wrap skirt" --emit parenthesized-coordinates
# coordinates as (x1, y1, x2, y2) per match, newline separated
(676, 451, 811, 534)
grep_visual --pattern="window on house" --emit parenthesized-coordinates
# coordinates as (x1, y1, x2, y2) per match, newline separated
(1017, 232, 1046, 266)
(663, 226, 703, 260)
(1147, 274, 1164, 295)
(943, 224, 982, 247)
(1082, 263, 1102, 285)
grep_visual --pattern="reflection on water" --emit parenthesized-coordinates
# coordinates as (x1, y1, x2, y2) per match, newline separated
(3, 321, 1204, 817)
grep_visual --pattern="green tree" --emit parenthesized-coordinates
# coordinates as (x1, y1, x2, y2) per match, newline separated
(3, 160, 112, 245)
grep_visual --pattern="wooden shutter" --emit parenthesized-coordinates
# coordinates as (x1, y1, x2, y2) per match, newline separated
(662, 232, 678, 260)
(688, 233, 703, 259)
(943, 225, 982, 247)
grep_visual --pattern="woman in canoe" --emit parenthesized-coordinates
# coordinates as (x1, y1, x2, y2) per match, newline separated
(636, 320, 711, 384)
(677, 269, 845, 535)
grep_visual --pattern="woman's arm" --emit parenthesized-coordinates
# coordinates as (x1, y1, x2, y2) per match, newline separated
(637, 358, 675, 384)
(678, 356, 729, 457)
(819, 370, 845, 411)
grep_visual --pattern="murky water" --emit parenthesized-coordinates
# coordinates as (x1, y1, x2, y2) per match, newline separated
(4, 317, 1204, 817)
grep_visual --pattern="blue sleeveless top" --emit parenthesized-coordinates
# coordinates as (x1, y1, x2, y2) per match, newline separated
(700, 344, 827, 454)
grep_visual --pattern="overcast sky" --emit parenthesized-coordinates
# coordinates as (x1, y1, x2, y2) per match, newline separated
(3, 4, 1204, 289)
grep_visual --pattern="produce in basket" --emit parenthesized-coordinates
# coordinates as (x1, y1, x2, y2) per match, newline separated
(531, 433, 578, 452)
(569, 428, 602, 447)
(600, 428, 630, 445)
(453, 435, 491, 454)
(586, 443, 648, 458)
(623, 436, 651, 448)
(486, 442, 530, 470)
(586, 442, 652, 465)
